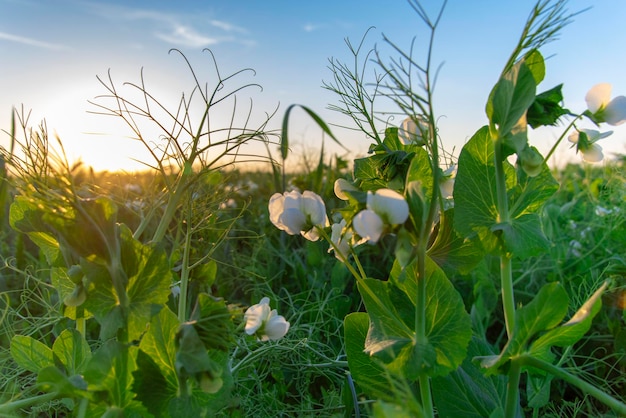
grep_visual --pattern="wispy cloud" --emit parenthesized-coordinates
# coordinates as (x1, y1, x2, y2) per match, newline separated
(0, 31, 69, 50)
(87, 4, 252, 48)
(154, 24, 220, 48)
(210, 19, 247, 34)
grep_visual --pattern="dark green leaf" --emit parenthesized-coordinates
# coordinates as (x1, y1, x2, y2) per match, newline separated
(343, 312, 395, 401)
(432, 337, 507, 418)
(527, 84, 570, 128)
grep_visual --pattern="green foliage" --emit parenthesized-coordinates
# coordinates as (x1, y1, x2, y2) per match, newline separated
(454, 126, 558, 258)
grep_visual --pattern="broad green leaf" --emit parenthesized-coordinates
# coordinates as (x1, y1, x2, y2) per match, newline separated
(524, 50, 545, 84)
(487, 56, 537, 137)
(495, 213, 550, 259)
(133, 349, 174, 418)
(432, 337, 508, 418)
(188, 293, 234, 352)
(480, 283, 569, 374)
(454, 125, 556, 259)
(121, 225, 172, 341)
(353, 154, 393, 191)
(138, 307, 179, 388)
(453, 126, 514, 253)
(526, 374, 553, 409)
(52, 328, 92, 376)
(360, 258, 471, 379)
(10, 335, 54, 373)
(529, 281, 608, 362)
(427, 209, 483, 276)
(343, 312, 395, 402)
(527, 84, 570, 128)
(354, 151, 411, 192)
(9, 197, 62, 265)
(509, 162, 559, 217)
(83, 341, 150, 416)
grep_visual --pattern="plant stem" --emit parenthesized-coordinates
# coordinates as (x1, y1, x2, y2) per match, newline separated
(0, 392, 60, 415)
(494, 134, 521, 417)
(493, 138, 515, 337)
(542, 115, 580, 164)
(504, 358, 522, 418)
(419, 375, 434, 418)
(178, 199, 193, 323)
(518, 354, 626, 416)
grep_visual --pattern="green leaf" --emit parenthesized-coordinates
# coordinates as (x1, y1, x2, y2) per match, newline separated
(37, 366, 89, 397)
(427, 209, 483, 276)
(524, 50, 545, 84)
(527, 84, 570, 128)
(529, 281, 608, 363)
(487, 55, 538, 137)
(121, 225, 172, 341)
(10, 335, 54, 373)
(454, 127, 514, 253)
(343, 312, 395, 402)
(509, 162, 559, 218)
(354, 151, 412, 192)
(454, 126, 557, 259)
(359, 258, 471, 379)
(432, 337, 508, 418)
(494, 214, 550, 259)
(480, 283, 569, 374)
(404, 147, 433, 234)
(52, 328, 92, 376)
(133, 349, 173, 417)
(353, 154, 393, 191)
(83, 341, 150, 416)
(138, 307, 179, 388)
(281, 104, 343, 160)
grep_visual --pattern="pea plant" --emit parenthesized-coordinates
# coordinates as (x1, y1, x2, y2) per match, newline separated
(270, 0, 626, 416)
(1, 53, 285, 417)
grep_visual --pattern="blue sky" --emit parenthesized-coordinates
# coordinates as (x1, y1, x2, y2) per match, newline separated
(1, 0, 625, 171)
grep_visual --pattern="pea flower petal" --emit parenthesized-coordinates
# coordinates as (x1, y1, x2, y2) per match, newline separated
(568, 129, 610, 163)
(367, 189, 410, 225)
(353, 209, 384, 244)
(268, 190, 329, 241)
(398, 116, 428, 146)
(585, 83, 626, 126)
(328, 219, 352, 261)
(244, 297, 290, 341)
(334, 178, 358, 200)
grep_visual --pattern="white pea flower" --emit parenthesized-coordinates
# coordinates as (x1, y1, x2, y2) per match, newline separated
(585, 83, 626, 126)
(328, 219, 354, 261)
(334, 178, 358, 200)
(568, 129, 611, 163)
(268, 190, 330, 241)
(244, 297, 290, 341)
(353, 188, 409, 244)
(398, 116, 429, 146)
